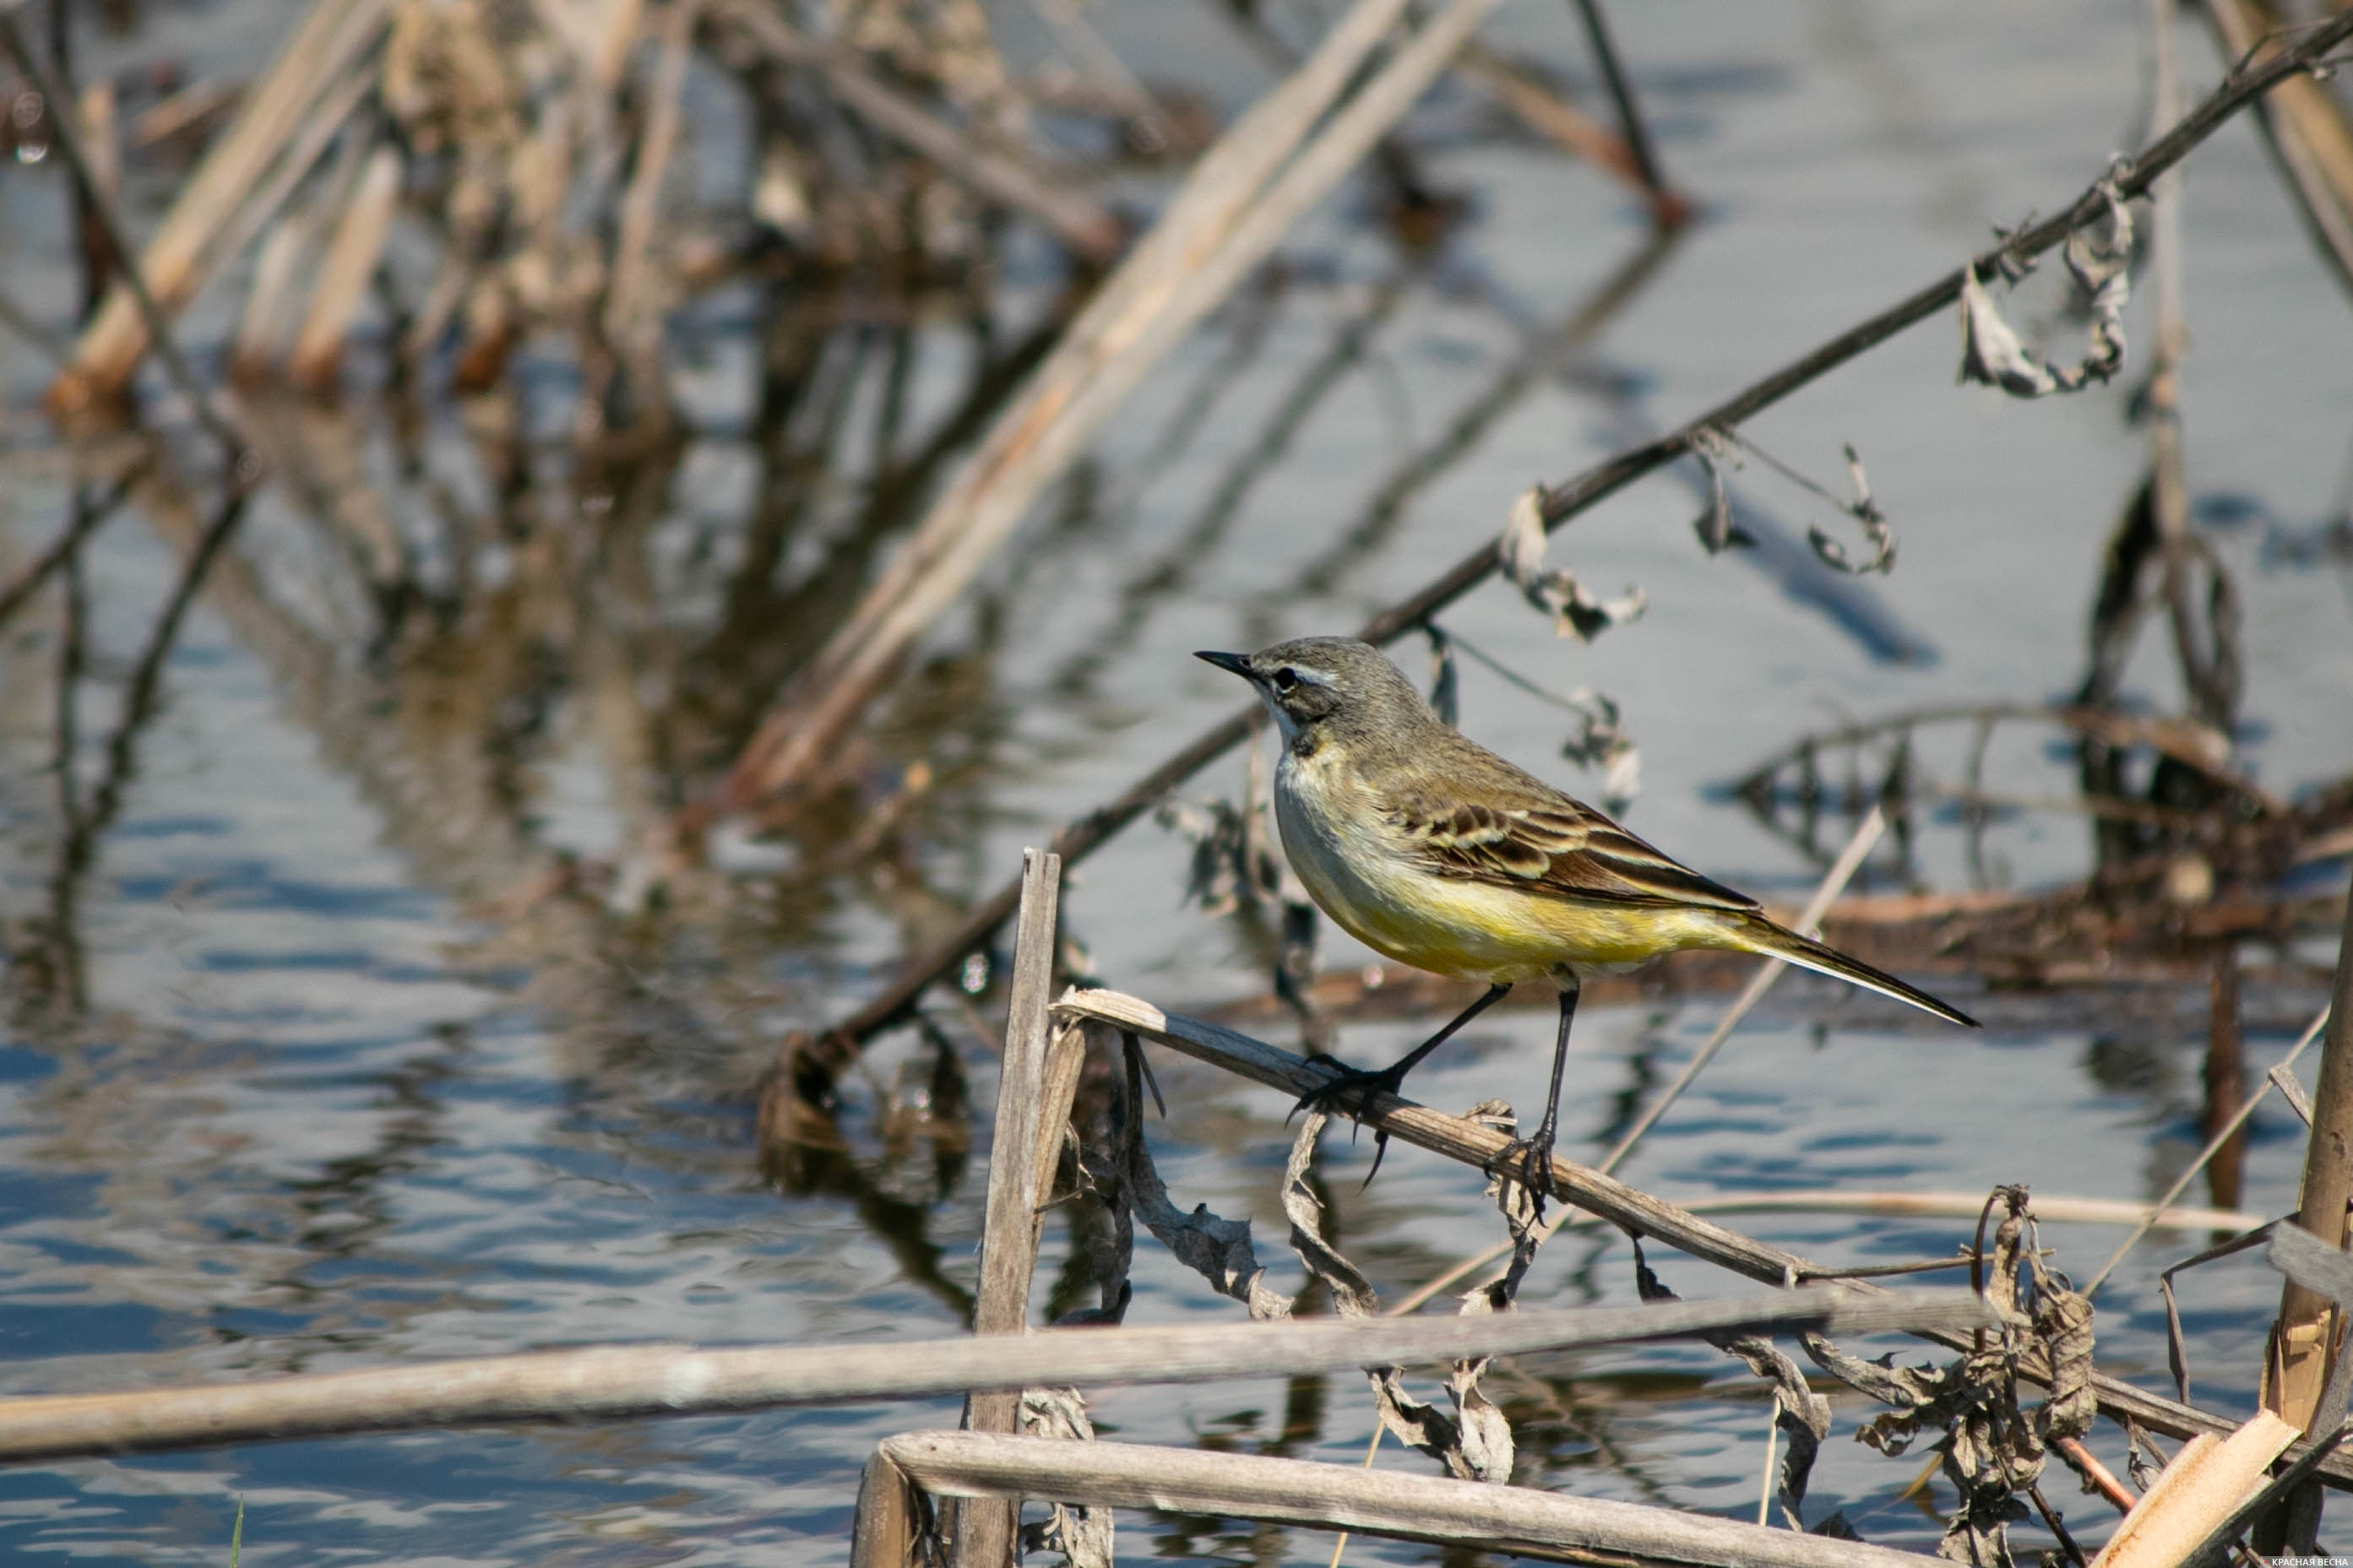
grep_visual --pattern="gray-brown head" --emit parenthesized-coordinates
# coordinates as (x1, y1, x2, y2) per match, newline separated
(1193, 637, 1436, 756)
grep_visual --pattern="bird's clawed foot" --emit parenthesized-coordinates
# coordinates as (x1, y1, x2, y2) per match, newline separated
(1291, 1055, 1409, 1125)
(1292, 1055, 1410, 1188)
(1485, 1124, 1558, 1218)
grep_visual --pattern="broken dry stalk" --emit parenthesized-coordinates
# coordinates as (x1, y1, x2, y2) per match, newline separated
(954, 848, 1062, 1568)
(0, 8, 246, 455)
(2255, 871, 2353, 1548)
(286, 144, 401, 394)
(2199, 0, 2353, 304)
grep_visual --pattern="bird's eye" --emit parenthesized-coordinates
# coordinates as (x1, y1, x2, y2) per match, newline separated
(1272, 666, 1299, 692)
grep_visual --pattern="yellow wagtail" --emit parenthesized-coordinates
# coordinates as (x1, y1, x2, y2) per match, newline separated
(1195, 636, 1976, 1188)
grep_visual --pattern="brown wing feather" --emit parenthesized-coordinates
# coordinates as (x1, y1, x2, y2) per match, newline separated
(1386, 751, 1758, 913)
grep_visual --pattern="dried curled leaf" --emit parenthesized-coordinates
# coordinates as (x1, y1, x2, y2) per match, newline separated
(1285, 1110, 1512, 1483)
(1560, 692, 1640, 815)
(2062, 179, 2132, 388)
(1498, 487, 1646, 643)
(1687, 427, 1755, 555)
(1801, 1186, 2095, 1568)
(1019, 1387, 1113, 1568)
(1959, 263, 2058, 396)
(1100, 1034, 1291, 1319)
(1807, 445, 1896, 576)
(1155, 797, 1258, 918)
(1426, 626, 1460, 728)
(1957, 182, 2133, 400)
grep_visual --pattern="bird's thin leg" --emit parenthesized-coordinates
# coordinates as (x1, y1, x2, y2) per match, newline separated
(1492, 979, 1580, 1215)
(1296, 980, 1512, 1189)
(1295, 981, 1510, 1121)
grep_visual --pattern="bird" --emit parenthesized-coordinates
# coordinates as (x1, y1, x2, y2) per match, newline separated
(1194, 635, 1976, 1196)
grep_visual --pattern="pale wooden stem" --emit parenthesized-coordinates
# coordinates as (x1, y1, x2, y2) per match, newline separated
(954, 848, 1062, 1568)
(2258, 873, 2353, 1550)
(287, 145, 402, 394)
(884, 1430, 1943, 1568)
(49, 0, 393, 408)
(231, 215, 316, 383)
(602, 0, 698, 388)
(850, 1449, 923, 1568)
(2200, 0, 2353, 304)
(0, 1288, 1989, 1465)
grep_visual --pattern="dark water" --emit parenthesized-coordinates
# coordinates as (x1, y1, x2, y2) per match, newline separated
(2, 0, 2350, 1561)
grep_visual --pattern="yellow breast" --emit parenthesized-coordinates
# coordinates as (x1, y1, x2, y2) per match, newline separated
(1273, 749, 1725, 984)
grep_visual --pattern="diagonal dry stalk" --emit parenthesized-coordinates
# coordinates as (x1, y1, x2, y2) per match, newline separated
(43, 0, 394, 411)
(707, 0, 1496, 818)
(1052, 987, 2353, 1489)
(2255, 874, 2353, 1548)
(766, 12, 2353, 1088)
(2200, 0, 2353, 303)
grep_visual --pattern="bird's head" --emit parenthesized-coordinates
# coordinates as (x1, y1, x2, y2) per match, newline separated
(1193, 637, 1428, 746)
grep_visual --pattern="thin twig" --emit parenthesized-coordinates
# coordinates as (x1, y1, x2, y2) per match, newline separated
(1567, 0, 1682, 222)
(0, 8, 246, 459)
(0, 454, 149, 628)
(1599, 807, 1888, 1173)
(2084, 1005, 2332, 1296)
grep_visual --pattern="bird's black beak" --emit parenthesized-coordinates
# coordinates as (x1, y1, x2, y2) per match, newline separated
(1193, 649, 1255, 681)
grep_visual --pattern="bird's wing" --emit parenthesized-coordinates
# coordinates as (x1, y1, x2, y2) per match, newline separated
(1387, 779, 1760, 913)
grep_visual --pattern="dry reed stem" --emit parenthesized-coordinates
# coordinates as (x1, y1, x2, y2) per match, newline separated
(0, 10, 243, 455)
(601, 0, 698, 394)
(954, 849, 1062, 1567)
(786, 18, 2353, 1066)
(2090, 1411, 2298, 1567)
(2258, 876, 2353, 1549)
(717, 1, 1122, 262)
(881, 1430, 1945, 1568)
(46, 0, 394, 409)
(231, 216, 316, 383)
(2201, 0, 2353, 302)
(286, 144, 401, 393)
(1621, 1191, 2263, 1234)
(1566, 0, 1685, 225)
(1452, 41, 1670, 215)
(1052, 987, 2353, 1488)
(0, 1288, 1987, 1465)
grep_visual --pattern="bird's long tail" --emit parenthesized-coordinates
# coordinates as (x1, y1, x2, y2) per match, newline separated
(1727, 914, 1979, 1028)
